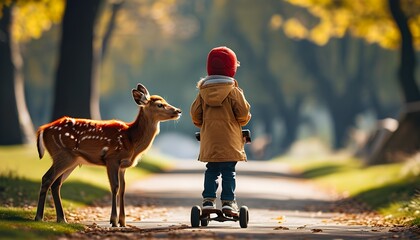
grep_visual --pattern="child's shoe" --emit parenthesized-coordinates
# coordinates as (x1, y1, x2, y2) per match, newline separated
(202, 198, 216, 209)
(222, 200, 239, 217)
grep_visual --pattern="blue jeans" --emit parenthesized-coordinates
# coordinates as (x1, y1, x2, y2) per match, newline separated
(202, 162, 237, 201)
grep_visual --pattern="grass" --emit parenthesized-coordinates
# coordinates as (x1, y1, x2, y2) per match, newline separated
(276, 155, 420, 226)
(0, 207, 84, 239)
(0, 145, 173, 239)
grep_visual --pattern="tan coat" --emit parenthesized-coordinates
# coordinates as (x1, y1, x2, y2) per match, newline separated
(190, 76, 251, 162)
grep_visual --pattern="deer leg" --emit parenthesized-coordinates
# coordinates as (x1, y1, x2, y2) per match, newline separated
(51, 166, 76, 223)
(35, 155, 76, 222)
(118, 168, 126, 227)
(106, 161, 120, 227)
(35, 166, 55, 221)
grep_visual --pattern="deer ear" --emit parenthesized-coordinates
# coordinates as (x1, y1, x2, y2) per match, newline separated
(132, 89, 149, 106)
(136, 83, 150, 99)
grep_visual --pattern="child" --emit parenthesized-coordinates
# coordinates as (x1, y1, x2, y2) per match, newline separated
(190, 46, 251, 217)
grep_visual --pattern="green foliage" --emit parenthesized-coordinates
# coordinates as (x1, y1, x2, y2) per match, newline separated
(0, 207, 84, 240)
(0, 172, 40, 207)
(299, 162, 359, 178)
(396, 191, 420, 226)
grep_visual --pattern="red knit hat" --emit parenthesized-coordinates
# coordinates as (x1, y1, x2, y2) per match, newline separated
(207, 46, 238, 77)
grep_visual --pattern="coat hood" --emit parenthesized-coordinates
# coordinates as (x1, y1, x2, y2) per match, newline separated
(197, 75, 235, 107)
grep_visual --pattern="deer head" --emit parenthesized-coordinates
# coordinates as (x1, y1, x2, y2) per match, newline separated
(132, 83, 181, 122)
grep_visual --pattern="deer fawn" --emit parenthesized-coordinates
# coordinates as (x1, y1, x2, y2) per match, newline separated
(34, 83, 181, 227)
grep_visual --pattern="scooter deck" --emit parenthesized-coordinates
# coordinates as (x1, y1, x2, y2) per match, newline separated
(201, 208, 238, 222)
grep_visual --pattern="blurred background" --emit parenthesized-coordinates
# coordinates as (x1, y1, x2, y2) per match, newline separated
(1, 0, 420, 163)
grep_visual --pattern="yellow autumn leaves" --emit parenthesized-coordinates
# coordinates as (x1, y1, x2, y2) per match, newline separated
(3, 0, 420, 49)
(276, 0, 420, 49)
(0, 0, 64, 42)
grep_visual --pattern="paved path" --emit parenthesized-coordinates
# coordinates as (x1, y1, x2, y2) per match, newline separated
(83, 160, 407, 239)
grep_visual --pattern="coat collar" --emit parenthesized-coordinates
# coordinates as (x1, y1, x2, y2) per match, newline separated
(197, 75, 235, 88)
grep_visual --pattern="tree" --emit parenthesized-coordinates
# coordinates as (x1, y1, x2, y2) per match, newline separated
(388, 0, 420, 103)
(51, 0, 102, 121)
(0, 0, 64, 145)
(0, 4, 34, 145)
(368, 0, 420, 164)
(0, 5, 25, 144)
(282, 0, 420, 162)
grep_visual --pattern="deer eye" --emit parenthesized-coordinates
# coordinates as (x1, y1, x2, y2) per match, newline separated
(157, 103, 163, 108)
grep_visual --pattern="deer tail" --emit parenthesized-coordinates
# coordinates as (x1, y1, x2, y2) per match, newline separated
(37, 129, 45, 159)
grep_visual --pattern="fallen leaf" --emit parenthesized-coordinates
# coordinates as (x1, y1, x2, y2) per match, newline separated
(273, 215, 285, 223)
(389, 227, 404, 232)
(297, 225, 306, 229)
(311, 228, 323, 233)
(274, 226, 289, 230)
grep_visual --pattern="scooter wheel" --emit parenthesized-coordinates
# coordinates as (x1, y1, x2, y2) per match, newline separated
(191, 205, 201, 228)
(201, 218, 209, 227)
(239, 206, 249, 228)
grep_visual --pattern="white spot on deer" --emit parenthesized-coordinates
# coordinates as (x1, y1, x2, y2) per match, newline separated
(58, 127, 62, 130)
(70, 135, 75, 139)
(65, 132, 70, 137)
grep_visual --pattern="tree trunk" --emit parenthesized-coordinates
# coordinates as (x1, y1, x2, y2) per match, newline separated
(389, 0, 420, 103)
(0, 6, 34, 145)
(52, 0, 102, 121)
(90, 0, 124, 120)
(367, 0, 420, 164)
